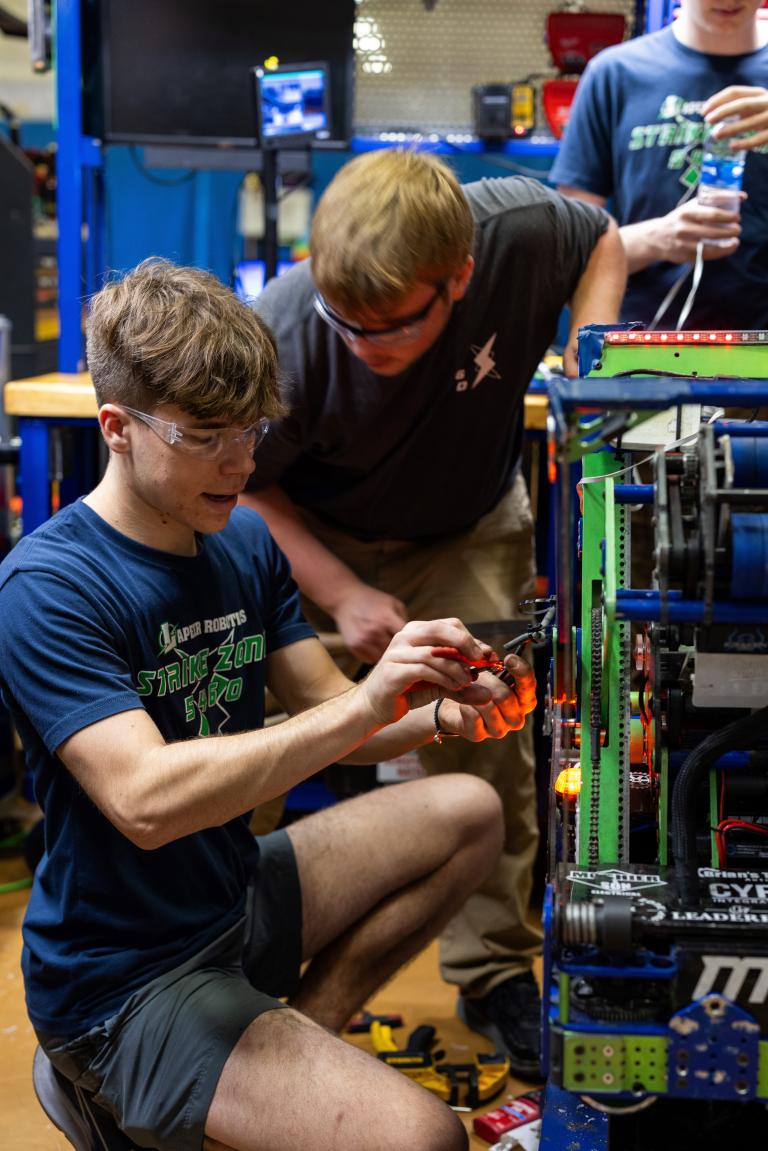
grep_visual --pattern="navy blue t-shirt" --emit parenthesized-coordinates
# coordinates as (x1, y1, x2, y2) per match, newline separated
(550, 26, 768, 329)
(0, 501, 314, 1035)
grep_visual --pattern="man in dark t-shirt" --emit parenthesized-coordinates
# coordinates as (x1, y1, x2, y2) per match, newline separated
(551, 0, 768, 329)
(240, 147, 626, 1073)
(0, 259, 539, 1151)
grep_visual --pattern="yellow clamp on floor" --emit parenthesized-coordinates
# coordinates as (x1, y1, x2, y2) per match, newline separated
(370, 1020, 453, 1102)
(377, 1052, 455, 1102)
(369, 1020, 402, 1053)
(370, 1021, 509, 1108)
(449, 1052, 510, 1108)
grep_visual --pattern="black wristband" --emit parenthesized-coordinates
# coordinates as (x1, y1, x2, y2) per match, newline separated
(433, 697, 459, 744)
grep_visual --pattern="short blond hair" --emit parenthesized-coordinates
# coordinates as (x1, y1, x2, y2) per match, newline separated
(86, 258, 286, 424)
(310, 149, 474, 314)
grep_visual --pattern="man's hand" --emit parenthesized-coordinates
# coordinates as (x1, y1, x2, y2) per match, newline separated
(431, 653, 537, 740)
(704, 85, 768, 151)
(619, 196, 743, 275)
(359, 618, 508, 726)
(647, 198, 743, 264)
(333, 584, 408, 664)
(242, 486, 407, 662)
(562, 340, 581, 379)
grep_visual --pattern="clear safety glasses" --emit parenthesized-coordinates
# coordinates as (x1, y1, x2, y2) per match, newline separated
(120, 406, 268, 460)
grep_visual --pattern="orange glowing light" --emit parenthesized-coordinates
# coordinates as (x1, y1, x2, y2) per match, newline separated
(555, 766, 582, 798)
(547, 435, 557, 486)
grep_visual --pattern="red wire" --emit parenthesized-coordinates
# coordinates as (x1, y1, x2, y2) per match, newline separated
(718, 819, 768, 834)
(715, 819, 768, 867)
(716, 832, 725, 868)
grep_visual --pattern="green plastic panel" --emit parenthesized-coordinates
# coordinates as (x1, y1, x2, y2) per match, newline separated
(562, 1031, 668, 1095)
(578, 451, 630, 865)
(588, 341, 768, 378)
(758, 1041, 768, 1099)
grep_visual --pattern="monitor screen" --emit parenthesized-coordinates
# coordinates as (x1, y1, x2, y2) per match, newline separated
(234, 259, 292, 299)
(255, 64, 330, 147)
(83, 0, 355, 147)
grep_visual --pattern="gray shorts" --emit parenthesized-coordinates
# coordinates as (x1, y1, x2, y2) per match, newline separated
(39, 829, 302, 1151)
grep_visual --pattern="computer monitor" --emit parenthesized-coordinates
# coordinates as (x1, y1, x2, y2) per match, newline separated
(84, 0, 354, 148)
(234, 259, 292, 299)
(254, 63, 331, 148)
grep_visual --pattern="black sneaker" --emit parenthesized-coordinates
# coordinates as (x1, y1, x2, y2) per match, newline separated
(457, 971, 542, 1079)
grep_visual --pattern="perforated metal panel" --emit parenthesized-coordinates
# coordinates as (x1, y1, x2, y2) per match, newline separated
(562, 1032, 669, 1094)
(354, 0, 637, 133)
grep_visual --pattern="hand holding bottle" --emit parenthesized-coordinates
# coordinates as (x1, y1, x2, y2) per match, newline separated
(697, 118, 747, 248)
(703, 85, 768, 152)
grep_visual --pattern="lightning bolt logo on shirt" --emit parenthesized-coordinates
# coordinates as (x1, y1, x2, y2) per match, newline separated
(454, 333, 501, 392)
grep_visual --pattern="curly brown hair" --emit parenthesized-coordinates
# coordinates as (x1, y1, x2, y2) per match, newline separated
(86, 258, 286, 424)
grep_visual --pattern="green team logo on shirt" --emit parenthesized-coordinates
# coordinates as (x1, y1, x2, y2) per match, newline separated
(137, 612, 265, 736)
(628, 93, 768, 193)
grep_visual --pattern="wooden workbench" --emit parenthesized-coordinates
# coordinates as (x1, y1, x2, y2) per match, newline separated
(4, 373, 549, 534)
(4, 372, 97, 419)
(4, 372, 549, 426)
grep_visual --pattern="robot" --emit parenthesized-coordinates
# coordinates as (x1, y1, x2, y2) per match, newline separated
(539, 327, 768, 1148)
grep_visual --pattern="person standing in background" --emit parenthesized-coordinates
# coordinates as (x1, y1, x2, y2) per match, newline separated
(240, 147, 626, 1076)
(550, 0, 768, 330)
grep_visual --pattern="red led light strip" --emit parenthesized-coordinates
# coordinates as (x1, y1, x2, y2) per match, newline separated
(604, 330, 768, 345)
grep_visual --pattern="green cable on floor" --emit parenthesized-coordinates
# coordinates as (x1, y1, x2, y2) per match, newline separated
(0, 830, 28, 850)
(0, 825, 34, 892)
(0, 876, 32, 894)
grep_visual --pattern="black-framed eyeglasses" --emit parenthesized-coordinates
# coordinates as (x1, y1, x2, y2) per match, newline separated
(120, 406, 269, 460)
(313, 282, 447, 347)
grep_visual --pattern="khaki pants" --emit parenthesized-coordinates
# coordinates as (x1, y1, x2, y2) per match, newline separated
(297, 473, 542, 998)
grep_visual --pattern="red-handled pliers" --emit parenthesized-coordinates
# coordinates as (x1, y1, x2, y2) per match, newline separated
(430, 646, 505, 676)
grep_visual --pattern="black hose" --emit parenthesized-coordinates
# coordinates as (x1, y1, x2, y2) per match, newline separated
(671, 704, 768, 906)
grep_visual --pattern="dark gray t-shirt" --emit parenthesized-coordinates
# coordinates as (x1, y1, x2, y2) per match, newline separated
(250, 176, 608, 540)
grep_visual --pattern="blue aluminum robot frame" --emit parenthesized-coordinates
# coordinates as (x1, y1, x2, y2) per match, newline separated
(539, 329, 768, 1148)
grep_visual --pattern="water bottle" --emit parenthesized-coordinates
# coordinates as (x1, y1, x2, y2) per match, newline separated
(697, 119, 746, 247)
